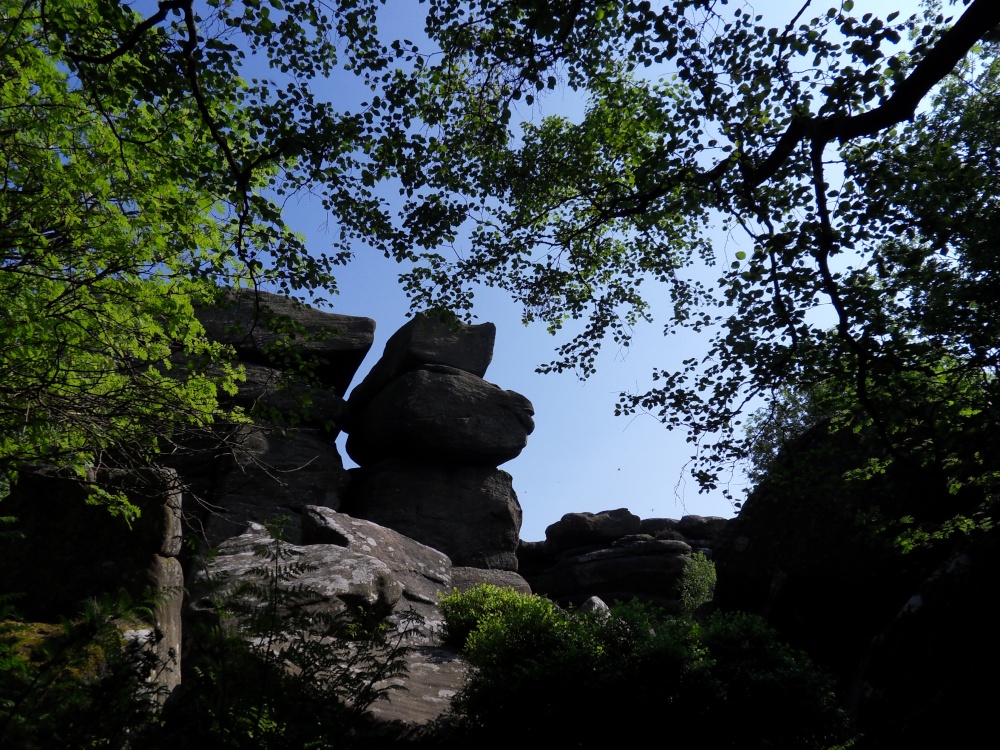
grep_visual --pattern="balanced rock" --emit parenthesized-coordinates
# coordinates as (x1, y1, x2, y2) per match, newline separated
(345, 312, 496, 425)
(346, 365, 534, 466)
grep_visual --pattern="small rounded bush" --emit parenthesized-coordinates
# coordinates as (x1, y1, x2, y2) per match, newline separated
(437, 584, 556, 649)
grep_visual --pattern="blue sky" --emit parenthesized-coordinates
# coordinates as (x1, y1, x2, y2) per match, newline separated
(264, 0, 924, 541)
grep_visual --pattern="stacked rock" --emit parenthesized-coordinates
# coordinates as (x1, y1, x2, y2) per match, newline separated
(187, 289, 376, 545)
(342, 313, 535, 571)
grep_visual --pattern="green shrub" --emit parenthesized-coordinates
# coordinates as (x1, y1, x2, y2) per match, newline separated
(439, 586, 846, 748)
(679, 551, 717, 614)
(437, 584, 554, 649)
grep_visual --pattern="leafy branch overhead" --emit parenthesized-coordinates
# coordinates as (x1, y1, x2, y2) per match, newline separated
(0, 0, 420, 485)
(394, 0, 1000, 499)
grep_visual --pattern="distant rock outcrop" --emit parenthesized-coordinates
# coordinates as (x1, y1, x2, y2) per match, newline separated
(519, 508, 727, 610)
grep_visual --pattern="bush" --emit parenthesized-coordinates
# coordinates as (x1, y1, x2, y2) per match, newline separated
(439, 586, 846, 748)
(679, 551, 717, 614)
(698, 612, 847, 748)
(437, 584, 555, 649)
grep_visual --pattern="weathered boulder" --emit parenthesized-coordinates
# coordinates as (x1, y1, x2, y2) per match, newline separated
(519, 512, 729, 610)
(576, 596, 611, 618)
(345, 365, 534, 466)
(199, 516, 472, 730)
(196, 523, 403, 618)
(545, 508, 642, 555)
(196, 289, 375, 396)
(344, 461, 522, 570)
(301, 506, 451, 610)
(675, 514, 729, 545)
(639, 517, 680, 535)
(345, 312, 496, 425)
(449, 567, 532, 594)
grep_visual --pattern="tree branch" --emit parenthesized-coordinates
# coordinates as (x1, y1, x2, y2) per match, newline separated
(749, 0, 1000, 187)
(57, 0, 188, 65)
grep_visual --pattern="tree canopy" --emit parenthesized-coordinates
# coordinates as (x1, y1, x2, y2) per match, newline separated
(395, 0, 1000, 507)
(3, 0, 999, 518)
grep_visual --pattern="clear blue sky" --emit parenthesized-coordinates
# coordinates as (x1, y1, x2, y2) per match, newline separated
(266, 0, 922, 541)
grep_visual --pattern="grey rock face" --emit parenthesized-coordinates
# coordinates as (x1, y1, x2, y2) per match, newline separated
(344, 462, 522, 570)
(0, 466, 183, 618)
(346, 312, 496, 425)
(196, 289, 375, 396)
(301, 506, 451, 608)
(222, 362, 348, 434)
(201, 425, 349, 547)
(345, 365, 534, 466)
(366, 646, 468, 727)
(200, 523, 403, 617)
(146, 554, 184, 698)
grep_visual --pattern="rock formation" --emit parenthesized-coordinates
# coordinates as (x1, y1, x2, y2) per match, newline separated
(172, 290, 374, 546)
(1, 295, 720, 730)
(196, 288, 376, 402)
(341, 312, 533, 572)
